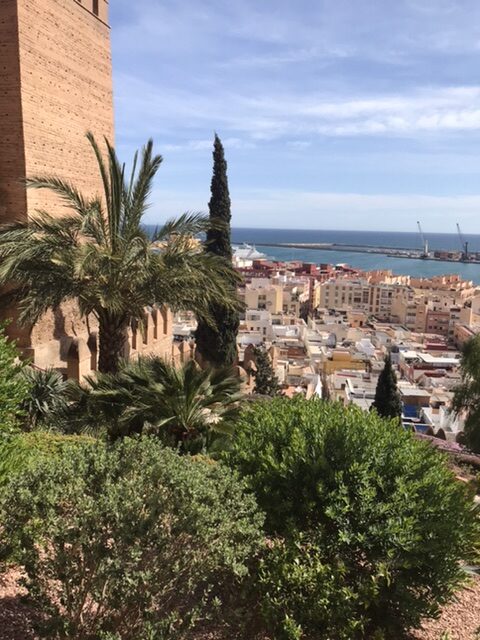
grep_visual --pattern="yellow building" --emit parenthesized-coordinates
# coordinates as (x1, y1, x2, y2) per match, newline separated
(321, 349, 367, 375)
(243, 280, 284, 313)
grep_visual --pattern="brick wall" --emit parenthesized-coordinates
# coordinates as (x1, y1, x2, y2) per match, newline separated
(0, 0, 115, 371)
(0, 1, 176, 376)
(18, 0, 114, 220)
(0, 0, 114, 223)
(0, 0, 27, 222)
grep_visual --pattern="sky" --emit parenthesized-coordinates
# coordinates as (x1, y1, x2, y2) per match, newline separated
(111, 0, 480, 232)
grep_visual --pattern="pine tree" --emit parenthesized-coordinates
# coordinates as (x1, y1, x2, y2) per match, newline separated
(252, 346, 280, 396)
(195, 135, 239, 367)
(371, 355, 402, 420)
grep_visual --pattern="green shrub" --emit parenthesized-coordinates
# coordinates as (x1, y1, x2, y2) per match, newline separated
(20, 367, 69, 429)
(0, 431, 93, 488)
(62, 357, 242, 454)
(0, 322, 29, 433)
(0, 438, 263, 639)
(225, 397, 479, 639)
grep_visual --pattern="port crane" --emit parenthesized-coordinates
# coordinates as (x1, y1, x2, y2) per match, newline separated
(417, 221, 429, 258)
(456, 223, 469, 262)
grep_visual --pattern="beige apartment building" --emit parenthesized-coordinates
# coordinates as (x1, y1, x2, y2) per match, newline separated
(391, 289, 428, 332)
(318, 274, 478, 339)
(0, 0, 173, 378)
(409, 275, 476, 300)
(318, 279, 398, 320)
(392, 289, 466, 338)
(242, 278, 309, 316)
(242, 279, 283, 313)
(453, 323, 480, 348)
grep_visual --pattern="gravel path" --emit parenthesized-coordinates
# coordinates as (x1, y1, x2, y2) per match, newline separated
(0, 570, 39, 640)
(411, 576, 480, 640)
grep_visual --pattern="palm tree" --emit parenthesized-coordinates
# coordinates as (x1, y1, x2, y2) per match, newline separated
(453, 335, 480, 453)
(0, 134, 240, 373)
(65, 356, 243, 453)
(21, 367, 68, 430)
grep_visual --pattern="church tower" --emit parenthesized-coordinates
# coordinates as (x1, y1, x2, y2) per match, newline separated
(0, 0, 114, 375)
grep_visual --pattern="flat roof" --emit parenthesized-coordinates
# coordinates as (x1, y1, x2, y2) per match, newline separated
(400, 350, 459, 365)
(399, 387, 431, 398)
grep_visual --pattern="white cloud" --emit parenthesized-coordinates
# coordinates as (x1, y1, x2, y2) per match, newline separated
(145, 187, 480, 233)
(231, 190, 480, 230)
(163, 138, 255, 152)
(287, 141, 312, 149)
(110, 1, 480, 233)
(219, 45, 350, 69)
(116, 74, 480, 142)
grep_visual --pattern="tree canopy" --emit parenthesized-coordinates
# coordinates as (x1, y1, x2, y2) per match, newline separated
(0, 134, 240, 373)
(371, 354, 402, 420)
(453, 334, 480, 452)
(195, 134, 240, 368)
(251, 345, 281, 396)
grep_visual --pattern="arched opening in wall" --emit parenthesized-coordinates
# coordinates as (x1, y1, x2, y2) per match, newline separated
(161, 307, 169, 336)
(87, 333, 98, 372)
(92, 0, 99, 16)
(143, 313, 149, 346)
(131, 321, 138, 351)
(66, 339, 80, 381)
(153, 308, 158, 340)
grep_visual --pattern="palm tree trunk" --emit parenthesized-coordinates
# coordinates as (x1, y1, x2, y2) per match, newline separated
(98, 314, 129, 374)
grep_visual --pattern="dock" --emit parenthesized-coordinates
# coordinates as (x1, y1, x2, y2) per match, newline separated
(253, 242, 480, 264)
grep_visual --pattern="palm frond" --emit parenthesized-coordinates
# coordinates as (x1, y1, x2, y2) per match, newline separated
(127, 139, 163, 232)
(26, 177, 91, 216)
(65, 356, 243, 452)
(86, 131, 113, 226)
(0, 133, 238, 373)
(151, 212, 212, 243)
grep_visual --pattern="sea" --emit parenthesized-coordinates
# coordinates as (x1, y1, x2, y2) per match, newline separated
(231, 228, 480, 285)
(145, 224, 480, 285)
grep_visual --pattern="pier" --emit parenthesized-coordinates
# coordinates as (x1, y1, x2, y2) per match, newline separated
(254, 242, 480, 264)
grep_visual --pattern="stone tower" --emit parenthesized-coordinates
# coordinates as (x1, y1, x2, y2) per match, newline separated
(0, 0, 115, 375)
(0, 0, 114, 223)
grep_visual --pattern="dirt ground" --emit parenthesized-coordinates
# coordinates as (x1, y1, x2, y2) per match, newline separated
(411, 575, 480, 640)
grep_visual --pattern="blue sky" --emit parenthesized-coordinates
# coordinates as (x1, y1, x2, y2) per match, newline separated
(111, 0, 480, 232)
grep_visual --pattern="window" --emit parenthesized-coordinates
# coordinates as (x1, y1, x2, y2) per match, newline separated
(92, 0, 99, 15)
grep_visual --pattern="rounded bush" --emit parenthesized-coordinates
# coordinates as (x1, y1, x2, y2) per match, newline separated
(0, 431, 93, 488)
(0, 438, 263, 639)
(225, 397, 479, 639)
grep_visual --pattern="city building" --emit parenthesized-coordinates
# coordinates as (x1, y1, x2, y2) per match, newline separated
(318, 278, 399, 319)
(241, 279, 283, 313)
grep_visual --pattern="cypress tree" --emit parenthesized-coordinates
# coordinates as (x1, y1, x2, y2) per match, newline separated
(252, 346, 280, 396)
(195, 135, 239, 367)
(371, 354, 402, 420)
